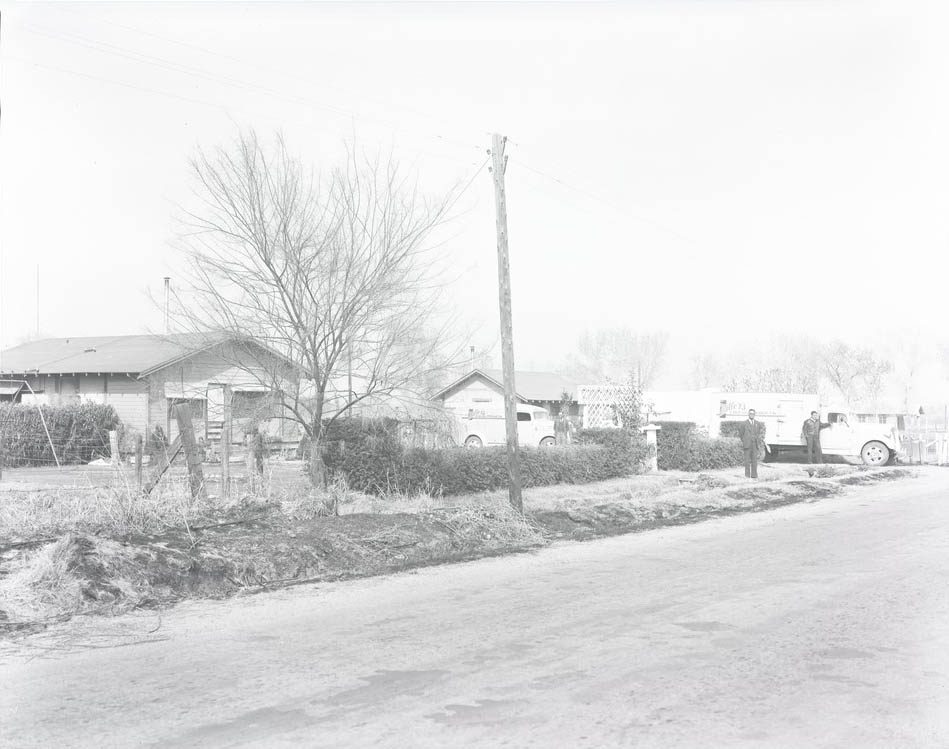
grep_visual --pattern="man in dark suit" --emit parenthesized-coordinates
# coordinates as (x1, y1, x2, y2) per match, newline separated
(738, 409, 768, 478)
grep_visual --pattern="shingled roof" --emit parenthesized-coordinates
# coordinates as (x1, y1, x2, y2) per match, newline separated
(0, 333, 218, 376)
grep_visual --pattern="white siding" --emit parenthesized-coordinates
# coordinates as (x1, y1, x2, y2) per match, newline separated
(79, 375, 106, 395)
(107, 393, 149, 434)
(108, 375, 147, 395)
(441, 377, 527, 420)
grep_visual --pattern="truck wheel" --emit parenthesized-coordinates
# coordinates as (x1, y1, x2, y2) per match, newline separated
(539, 436, 556, 447)
(860, 441, 890, 466)
(464, 435, 483, 448)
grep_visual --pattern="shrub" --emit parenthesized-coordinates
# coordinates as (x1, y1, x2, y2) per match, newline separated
(654, 421, 696, 471)
(324, 421, 650, 496)
(320, 417, 405, 491)
(719, 421, 744, 439)
(688, 436, 744, 470)
(576, 427, 637, 450)
(655, 420, 743, 471)
(0, 402, 121, 467)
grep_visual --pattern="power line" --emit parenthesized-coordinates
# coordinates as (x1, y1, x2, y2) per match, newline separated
(3, 55, 484, 171)
(21, 23, 359, 120)
(29, 11, 486, 155)
(507, 155, 697, 245)
(444, 154, 492, 216)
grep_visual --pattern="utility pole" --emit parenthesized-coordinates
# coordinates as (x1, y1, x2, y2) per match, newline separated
(163, 277, 171, 334)
(490, 133, 522, 513)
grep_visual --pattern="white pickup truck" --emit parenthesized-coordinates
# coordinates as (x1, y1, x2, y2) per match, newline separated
(719, 393, 901, 466)
(460, 406, 557, 448)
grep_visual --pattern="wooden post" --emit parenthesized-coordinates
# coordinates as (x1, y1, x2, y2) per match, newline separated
(221, 386, 232, 498)
(174, 404, 207, 503)
(109, 429, 120, 466)
(135, 434, 143, 490)
(491, 132, 522, 512)
(246, 434, 257, 493)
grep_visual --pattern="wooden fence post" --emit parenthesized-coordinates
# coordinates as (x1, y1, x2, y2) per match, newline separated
(109, 430, 120, 466)
(221, 386, 232, 499)
(174, 404, 207, 503)
(135, 435, 143, 491)
(245, 434, 257, 493)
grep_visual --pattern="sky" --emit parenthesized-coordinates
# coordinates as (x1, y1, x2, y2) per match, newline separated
(2, 0, 948, 386)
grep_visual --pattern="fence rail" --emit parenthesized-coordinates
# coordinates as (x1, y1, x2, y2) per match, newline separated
(901, 433, 949, 465)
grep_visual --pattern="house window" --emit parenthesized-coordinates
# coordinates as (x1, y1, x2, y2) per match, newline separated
(232, 391, 276, 421)
(168, 398, 206, 421)
(878, 415, 889, 425)
(858, 414, 870, 423)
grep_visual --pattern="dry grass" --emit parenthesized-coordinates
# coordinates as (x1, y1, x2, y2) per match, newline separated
(457, 463, 823, 513)
(431, 502, 545, 546)
(0, 461, 877, 544)
(0, 534, 165, 623)
(0, 536, 85, 621)
(0, 465, 299, 543)
(0, 480, 197, 543)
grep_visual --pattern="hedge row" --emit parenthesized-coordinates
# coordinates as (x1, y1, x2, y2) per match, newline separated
(654, 420, 744, 471)
(0, 402, 121, 467)
(322, 419, 649, 496)
(719, 421, 744, 439)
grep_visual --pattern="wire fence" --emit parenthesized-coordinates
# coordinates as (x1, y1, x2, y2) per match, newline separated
(0, 436, 116, 468)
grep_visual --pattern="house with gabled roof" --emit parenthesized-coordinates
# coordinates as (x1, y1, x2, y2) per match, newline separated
(433, 368, 580, 421)
(0, 333, 299, 444)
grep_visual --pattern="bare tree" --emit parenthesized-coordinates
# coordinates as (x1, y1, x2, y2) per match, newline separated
(561, 328, 668, 387)
(689, 352, 721, 389)
(819, 340, 891, 408)
(721, 334, 822, 393)
(174, 131, 464, 487)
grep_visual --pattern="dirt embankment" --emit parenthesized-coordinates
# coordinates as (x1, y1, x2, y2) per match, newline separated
(0, 466, 915, 635)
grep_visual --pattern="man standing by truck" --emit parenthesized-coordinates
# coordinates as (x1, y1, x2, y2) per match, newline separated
(738, 409, 768, 478)
(801, 410, 831, 464)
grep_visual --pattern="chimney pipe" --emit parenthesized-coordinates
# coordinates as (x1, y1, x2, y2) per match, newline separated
(163, 277, 170, 334)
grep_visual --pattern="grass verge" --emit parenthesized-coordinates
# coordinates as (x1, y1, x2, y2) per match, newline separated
(0, 464, 916, 635)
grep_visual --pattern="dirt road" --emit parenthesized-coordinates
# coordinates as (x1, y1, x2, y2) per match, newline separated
(3, 470, 948, 747)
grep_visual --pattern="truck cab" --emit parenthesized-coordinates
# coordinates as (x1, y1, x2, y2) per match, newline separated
(770, 406, 899, 465)
(808, 409, 899, 465)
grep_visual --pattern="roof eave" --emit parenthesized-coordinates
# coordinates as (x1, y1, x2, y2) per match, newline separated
(432, 368, 529, 402)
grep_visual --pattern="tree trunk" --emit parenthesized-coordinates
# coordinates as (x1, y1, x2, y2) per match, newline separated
(308, 433, 327, 488)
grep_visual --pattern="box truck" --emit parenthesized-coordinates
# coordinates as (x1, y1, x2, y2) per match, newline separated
(719, 393, 900, 465)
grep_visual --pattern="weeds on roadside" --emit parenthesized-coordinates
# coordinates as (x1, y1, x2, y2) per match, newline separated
(0, 465, 228, 542)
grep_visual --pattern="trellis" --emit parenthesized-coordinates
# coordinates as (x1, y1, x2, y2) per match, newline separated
(578, 384, 640, 428)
